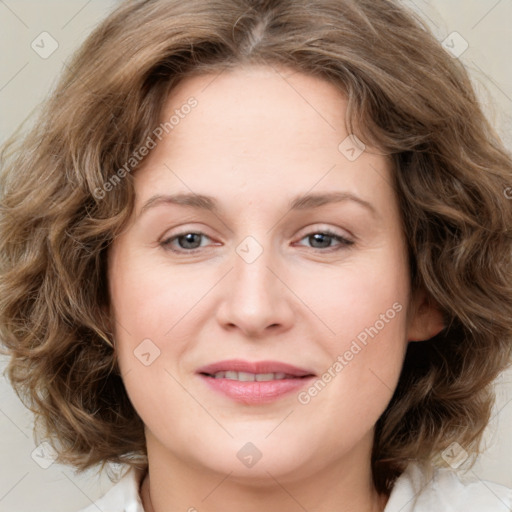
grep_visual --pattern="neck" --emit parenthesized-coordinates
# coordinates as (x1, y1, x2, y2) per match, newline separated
(140, 433, 389, 512)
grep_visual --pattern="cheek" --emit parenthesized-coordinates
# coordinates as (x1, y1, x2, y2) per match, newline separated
(108, 254, 197, 435)
(298, 245, 410, 409)
(109, 251, 206, 348)
(300, 246, 409, 345)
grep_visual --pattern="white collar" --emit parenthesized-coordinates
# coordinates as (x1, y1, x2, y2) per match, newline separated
(383, 462, 512, 511)
(78, 461, 512, 512)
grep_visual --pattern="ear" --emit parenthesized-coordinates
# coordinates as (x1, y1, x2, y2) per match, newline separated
(407, 288, 445, 342)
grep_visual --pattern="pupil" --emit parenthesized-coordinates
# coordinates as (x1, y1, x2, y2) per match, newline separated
(310, 233, 331, 248)
(180, 233, 201, 249)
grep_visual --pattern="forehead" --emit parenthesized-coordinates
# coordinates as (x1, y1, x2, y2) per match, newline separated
(162, 64, 350, 157)
(133, 64, 394, 215)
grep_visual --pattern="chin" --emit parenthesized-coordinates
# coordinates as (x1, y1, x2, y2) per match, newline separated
(190, 436, 321, 484)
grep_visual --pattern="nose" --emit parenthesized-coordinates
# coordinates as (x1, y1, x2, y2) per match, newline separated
(215, 241, 295, 338)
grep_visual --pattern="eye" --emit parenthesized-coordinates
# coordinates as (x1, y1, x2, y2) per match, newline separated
(160, 231, 214, 253)
(160, 228, 354, 254)
(295, 229, 354, 251)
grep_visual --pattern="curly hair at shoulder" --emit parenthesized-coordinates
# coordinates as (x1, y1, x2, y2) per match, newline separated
(1, 0, 511, 494)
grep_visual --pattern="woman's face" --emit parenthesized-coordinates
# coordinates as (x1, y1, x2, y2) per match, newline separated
(108, 64, 441, 482)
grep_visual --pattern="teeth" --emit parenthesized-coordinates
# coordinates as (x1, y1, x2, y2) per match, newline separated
(238, 371, 255, 382)
(211, 371, 292, 381)
(255, 373, 275, 381)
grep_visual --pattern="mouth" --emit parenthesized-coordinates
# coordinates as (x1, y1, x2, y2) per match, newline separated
(199, 371, 311, 381)
(196, 359, 316, 404)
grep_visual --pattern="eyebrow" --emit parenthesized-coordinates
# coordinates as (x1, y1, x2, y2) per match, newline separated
(139, 191, 377, 218)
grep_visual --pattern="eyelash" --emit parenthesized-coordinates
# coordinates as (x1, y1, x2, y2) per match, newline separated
(160, 228, 354, 254)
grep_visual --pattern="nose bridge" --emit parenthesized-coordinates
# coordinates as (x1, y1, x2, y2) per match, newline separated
(232, 234, 279, 312)
(235, 237, 274, 295)
(216, 234, 293, 335)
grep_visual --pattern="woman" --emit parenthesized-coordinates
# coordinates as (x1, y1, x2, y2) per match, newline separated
(1, 0, 511, 511)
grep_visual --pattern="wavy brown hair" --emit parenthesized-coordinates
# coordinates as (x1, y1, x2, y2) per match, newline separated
(1, 0, 511, 494)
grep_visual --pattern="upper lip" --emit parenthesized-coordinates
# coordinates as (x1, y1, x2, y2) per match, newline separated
(196, 359, 316, 377)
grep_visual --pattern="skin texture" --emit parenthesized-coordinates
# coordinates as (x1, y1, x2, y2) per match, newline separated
(108, 64, 444, 512)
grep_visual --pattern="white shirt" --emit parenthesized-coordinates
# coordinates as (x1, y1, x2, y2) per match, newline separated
(76, 462, 512, 512)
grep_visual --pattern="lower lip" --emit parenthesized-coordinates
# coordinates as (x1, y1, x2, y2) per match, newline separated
(198, 374, 315, 404)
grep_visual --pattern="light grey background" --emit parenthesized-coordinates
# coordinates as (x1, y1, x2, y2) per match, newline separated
(1, 1, 511, 511)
